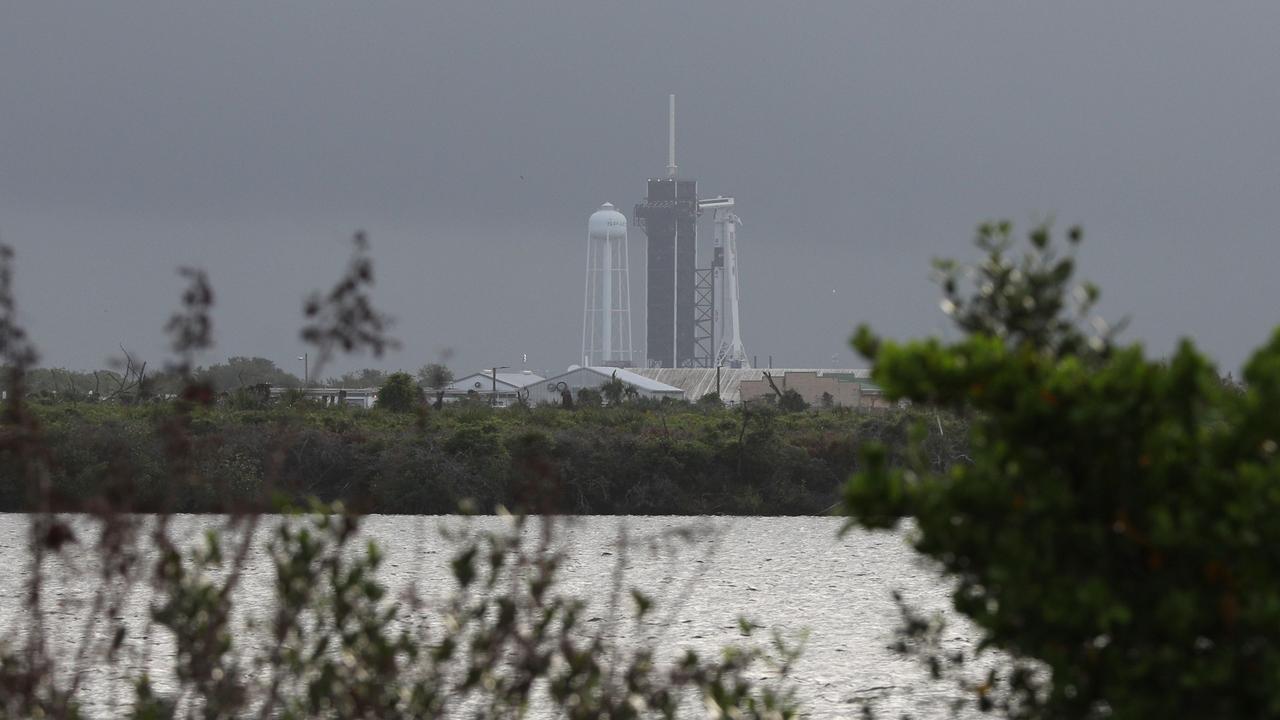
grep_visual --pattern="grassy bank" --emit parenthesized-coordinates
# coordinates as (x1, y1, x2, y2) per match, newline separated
(1, 400, 967, 515)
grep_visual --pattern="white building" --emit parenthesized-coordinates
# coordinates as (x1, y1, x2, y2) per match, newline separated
(525, 366, 685, 406)
(443, 370, 545, 406)
(267, 386, 379, 409)
(630, 367, 882, 406)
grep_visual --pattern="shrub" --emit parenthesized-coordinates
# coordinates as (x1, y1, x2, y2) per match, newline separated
(575, 387, 603, 408)
(777, 389, 808, 413)
(845, 221, 1280, 718)
(376, 371, 423, 413)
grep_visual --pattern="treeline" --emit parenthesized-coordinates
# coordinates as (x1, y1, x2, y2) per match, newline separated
(17, 357, 458, 400)
(0, 400, 967, 515)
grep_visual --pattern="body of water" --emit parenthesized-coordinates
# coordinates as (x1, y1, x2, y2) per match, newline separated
(0, 514, 972, 718)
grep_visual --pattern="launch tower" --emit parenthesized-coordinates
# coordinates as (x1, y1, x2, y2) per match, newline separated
(634, 95, 700, 367)
(633, 95, 750, 369)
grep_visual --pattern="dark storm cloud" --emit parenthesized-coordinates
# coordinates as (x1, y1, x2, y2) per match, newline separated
(2, 2, 1279, 377)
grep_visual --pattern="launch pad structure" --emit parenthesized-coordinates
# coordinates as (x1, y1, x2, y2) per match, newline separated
(633, 95, 750, 369)
(633, 175, 699, 368)
(701, 196, 747, 367)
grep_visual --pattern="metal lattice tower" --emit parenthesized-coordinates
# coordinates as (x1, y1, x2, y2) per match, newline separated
(693, 268, 715, 367)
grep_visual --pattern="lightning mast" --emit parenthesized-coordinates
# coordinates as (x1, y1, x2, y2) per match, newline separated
(666, 93, 678, 179)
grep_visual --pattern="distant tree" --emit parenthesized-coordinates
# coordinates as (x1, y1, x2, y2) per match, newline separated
(697, 391, 722, 408)
(330, 368, 389, 389)
(416, 363, 453, 388)
(23, 368, 109, 400)
(103, 348, 157, 403)
(227, 383, 271, 409)
(417, 363, 454, 409)
(575, 387, 602, 408)
(375, 371, 422, 413)
(820, 391, 835, 409)
(600, 372, 625, 405)
(146, 368, 187, 398)
(196, 356, 299, 392)
(778, 389, 809, 412)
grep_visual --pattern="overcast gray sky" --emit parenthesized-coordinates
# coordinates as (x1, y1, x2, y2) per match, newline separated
(3, 3, 1278, 378)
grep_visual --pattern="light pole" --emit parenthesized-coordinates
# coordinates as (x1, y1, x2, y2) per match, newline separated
(297, 353, 308, 388)
(491, 365, 509, 407)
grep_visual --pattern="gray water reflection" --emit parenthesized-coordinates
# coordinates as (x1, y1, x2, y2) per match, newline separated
(0, 514, 972, 718)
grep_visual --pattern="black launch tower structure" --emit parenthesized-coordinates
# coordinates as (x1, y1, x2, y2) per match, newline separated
(635, 177, 699, 368)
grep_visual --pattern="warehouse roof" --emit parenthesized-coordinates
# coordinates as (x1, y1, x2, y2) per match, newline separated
(629, 368, 874, 403)
(544, 366, 684, 395)
(448, 371, 545, 392)
(584, 367, 684, 394)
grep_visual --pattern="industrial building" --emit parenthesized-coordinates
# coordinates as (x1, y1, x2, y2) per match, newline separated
(443, 370, 544, 406)
(267, 386, 380, 409)
(630, 367, 885, 408)
(737, 370, 887, 408)
(525, 366, 684, 405)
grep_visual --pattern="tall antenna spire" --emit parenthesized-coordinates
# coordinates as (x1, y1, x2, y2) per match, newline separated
(666, 93, 677, 178)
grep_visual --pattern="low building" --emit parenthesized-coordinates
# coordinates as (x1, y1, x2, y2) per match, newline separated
(443, 370, 545, 407)
(630, 367, 886, 407)
(267, 386, 379, 409)
(738, 371, 886, 408)
(525, 366, 685, 405)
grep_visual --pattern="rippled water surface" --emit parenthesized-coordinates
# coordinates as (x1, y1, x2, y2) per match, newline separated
(0, 515, 971, 717)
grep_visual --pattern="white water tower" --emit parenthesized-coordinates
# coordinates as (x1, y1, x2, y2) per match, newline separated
(582, 202, 633, 367)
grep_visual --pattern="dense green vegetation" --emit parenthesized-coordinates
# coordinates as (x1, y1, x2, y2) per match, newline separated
(846, 222, 1280, 718)
(1, 397, 966, 515)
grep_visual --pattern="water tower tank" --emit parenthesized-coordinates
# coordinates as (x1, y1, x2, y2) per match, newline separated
(582, 203, 633, 368)
(588, 202, 627, 240)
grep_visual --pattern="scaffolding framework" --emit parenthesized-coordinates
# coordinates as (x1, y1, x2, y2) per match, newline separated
(693, 268, 715, 368)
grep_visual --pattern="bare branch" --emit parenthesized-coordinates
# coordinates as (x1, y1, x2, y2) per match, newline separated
(300, 232, 399, 381)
